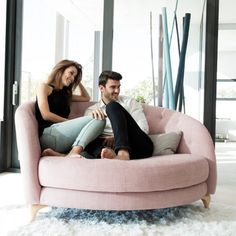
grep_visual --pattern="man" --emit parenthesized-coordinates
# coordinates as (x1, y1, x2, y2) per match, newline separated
(84, 70, 153, 160)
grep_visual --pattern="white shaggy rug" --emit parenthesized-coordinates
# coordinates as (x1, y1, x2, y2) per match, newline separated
(2, 202, 236, 236)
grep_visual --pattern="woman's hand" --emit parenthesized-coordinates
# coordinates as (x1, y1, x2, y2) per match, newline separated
(72, 82, 90, 102)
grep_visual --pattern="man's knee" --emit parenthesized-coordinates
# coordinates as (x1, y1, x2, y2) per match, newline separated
(106, 101, 123, 114)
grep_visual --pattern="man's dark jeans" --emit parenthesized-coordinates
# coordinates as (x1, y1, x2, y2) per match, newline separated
(85, 101, 153, 160)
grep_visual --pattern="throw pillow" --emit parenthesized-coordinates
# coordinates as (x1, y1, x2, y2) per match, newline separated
(149, 131, 183, 156)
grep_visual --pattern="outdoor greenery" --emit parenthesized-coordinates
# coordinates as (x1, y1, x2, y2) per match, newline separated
(123, 78, 158, 104)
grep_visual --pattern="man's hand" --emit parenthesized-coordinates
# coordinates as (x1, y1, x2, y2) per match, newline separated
(91, 109, 107, 120)
(100, 135, 115, 148)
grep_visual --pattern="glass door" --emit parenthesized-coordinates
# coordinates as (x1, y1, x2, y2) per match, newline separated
(113, 0, 206, 120)
(0, 0, 6, 119)
(216, 0, 236, 142)
(0, 0, 7, 172)
(3, 0, 217, 170)
(20, 0, 104, 105)
(11, 0, 104, 168)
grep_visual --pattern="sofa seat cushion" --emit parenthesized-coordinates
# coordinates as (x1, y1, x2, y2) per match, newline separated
(38, 154, 209, 193)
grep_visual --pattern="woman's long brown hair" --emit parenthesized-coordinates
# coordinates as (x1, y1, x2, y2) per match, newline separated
(47, 59, 82, 103)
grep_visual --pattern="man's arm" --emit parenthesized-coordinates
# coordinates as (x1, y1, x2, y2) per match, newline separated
(84, 103, 107, 120)
(84, 102, 114, 147)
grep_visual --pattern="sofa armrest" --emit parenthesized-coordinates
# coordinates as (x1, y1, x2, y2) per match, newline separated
(163, 110, 217, 194)
(15, 102, 42, 204)
(136, 105, 217, 195)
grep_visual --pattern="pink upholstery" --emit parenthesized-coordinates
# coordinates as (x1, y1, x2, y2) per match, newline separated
(15, 101, 216, 210)
(39, 155, 209, 192)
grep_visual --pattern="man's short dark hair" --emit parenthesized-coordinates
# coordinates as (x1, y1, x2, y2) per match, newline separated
(99, 71, 122, 86)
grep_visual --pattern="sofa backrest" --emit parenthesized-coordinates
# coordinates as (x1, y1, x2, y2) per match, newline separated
(69, 101, 178, 135)
(69, 101, 96, 119)
(69, 101, 215, 155)
(17, 101, 214, 157)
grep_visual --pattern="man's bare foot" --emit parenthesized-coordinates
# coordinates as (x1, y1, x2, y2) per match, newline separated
(101, 148, 130, 160)
(42, 148, 65, 157)
(116, 150, 130, 160)
(101, 148, 116, 159)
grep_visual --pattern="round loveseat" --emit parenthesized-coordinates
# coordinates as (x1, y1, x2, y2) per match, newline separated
(15, 101, 216, 220)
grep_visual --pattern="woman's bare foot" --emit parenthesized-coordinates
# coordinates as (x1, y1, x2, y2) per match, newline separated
(66, 145, 84, 158)
(101, 148, 116, 159)
(42, 148, 65, 157)
(101, 148, 130, 160)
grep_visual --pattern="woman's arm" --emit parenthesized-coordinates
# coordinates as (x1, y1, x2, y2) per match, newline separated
(72, 82, 90, 102)
(37, 83, 68, 123)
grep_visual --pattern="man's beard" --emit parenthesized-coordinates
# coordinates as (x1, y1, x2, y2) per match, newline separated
(105, 93, 118, 102)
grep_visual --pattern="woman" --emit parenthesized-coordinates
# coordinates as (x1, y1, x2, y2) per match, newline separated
(35, 59, 105, 157)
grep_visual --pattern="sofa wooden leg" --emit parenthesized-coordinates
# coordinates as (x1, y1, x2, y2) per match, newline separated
(30, 204, 48, 221)
(201, 194, 211, 208)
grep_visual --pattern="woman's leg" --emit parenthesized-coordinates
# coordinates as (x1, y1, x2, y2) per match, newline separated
(72, 118, 106, 149)
(68, 118, 106, 156)
(40, 116, 105, 155)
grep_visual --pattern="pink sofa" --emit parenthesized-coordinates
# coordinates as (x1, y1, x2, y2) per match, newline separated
(15, 101, 216, 219)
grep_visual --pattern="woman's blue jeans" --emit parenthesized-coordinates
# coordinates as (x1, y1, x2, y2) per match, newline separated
(40, 116, 105, 153)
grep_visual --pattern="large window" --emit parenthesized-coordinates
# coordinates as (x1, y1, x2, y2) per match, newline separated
(0, 0, 7, 120)
(21, 0, 103, 103)
(66, 1, 103, 99)
(216, 79, 236, 119)
(113, 0, 206, 120)
(21, 0, 207, 120)
(217, 32, 236, 120)
(0, 0, 220, 170)
(21, 0, 56, 103)
(216, 1, 236, 141)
